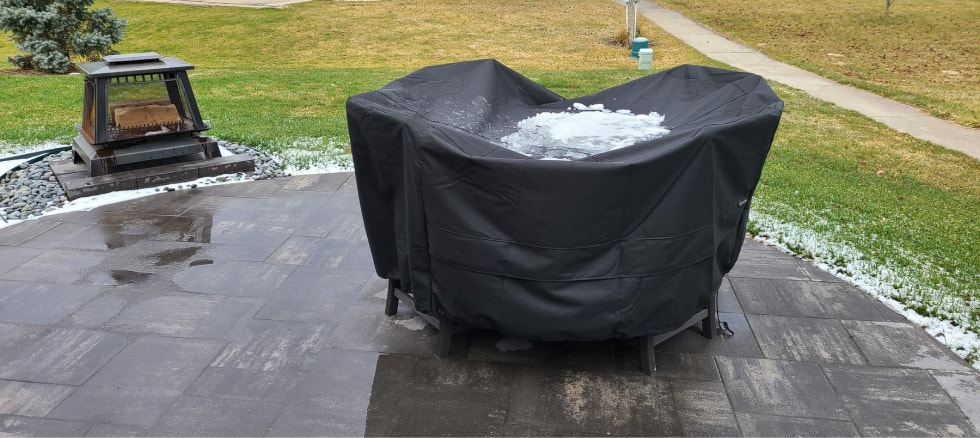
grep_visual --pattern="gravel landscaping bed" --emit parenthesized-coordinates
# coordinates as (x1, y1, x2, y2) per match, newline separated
(0, 141, 286, 222)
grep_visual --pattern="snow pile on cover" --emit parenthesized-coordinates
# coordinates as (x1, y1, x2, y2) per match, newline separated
(500, 103, 669, 160)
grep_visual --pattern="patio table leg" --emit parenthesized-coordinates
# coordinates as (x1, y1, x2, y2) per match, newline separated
(702, 289, 719, 339)
(436, 315, 454, 358)
(639, 334, 655, 375)
(384, 279, 399, 316)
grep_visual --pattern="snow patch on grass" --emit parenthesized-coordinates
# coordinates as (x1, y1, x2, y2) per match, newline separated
(265, 137, 353, 175)
(749, 209, 980, 369)
(0, 141, 67, 160)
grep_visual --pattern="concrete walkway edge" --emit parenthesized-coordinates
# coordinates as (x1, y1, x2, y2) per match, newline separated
(638, 0, 980, 160)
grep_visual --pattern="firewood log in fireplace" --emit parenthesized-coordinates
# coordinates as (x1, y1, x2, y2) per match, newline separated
(113, 104, 181, 129)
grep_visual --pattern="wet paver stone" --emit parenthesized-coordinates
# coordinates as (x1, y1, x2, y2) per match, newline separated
(0, 172, 977, 436)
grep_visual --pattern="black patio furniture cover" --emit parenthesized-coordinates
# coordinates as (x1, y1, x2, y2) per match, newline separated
(347, 60, 783, 341)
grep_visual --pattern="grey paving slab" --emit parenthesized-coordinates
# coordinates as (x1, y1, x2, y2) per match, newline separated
(112, 192, 203, 216)
(799, 260, 846, 282)
(0, 280, 101, 324)
(275, 205, 348, 238)
(147, 395, 283, 437)
(81, 267, 154, 287)
(507, 366, 681, 436)
(256, 266, 372, 324)
(210, 319, 329, 373)
(280, 172, 351, 192)
(188, 296, 265, 341)
(717, 276, 742, 313)
(266, 235, 354, 268)
(182, 179, 285, 199)
(147, 216, 223, 243)
(717, 356, 850, 420)
(364, 355, 515, 436)
(104, 293, 223, 336)
(656, 312, 764, 358)
(735, 412, 860, 437)
(83, 423, 148, 437)
(0, 246, 43, 275)
(64, 294, 126, 328)
(732, 277, 883, 320)
(187, 366, 304, 403)
(17, 222, 109, 250)
(104, 294, 263, 340)
(202, 243, 277, 262)
(0, 414, 92, 436)
(173, 259, 296, 298)
(0, 322, 47, 351)
(825, 364, 978, 436)
(361, 354, 419, 435)
(616, 350, 721, 381)
(327, 305, 441, 356)
(0, 219, 59, 246)
(747, 314, 867, 364)
(84, 335, 225, 390)
(93, 213, 181, 247)
(0, 249, 105, 284)
(931, 370, 980, 432)
(140, 243, 204, 267)
(172, 196, 254, 221)
(269, 349, 380, 436)
(0, 380, 74, 417)
(323, 191, 363, 213)
(47, 384, 182, 428)
(368, 378, 512, 436)
(737, 239, 772, 252)
(869, 298, 912, 322)
(354, 274, 389, 307)
(209, 218, 294, 248)
(258, 189, 324, 212)
(671, 379, 740, 437)
(728, 249, 810, 281)
(0, 328, 129, 385)
(324, 213, 368, 240)
(842, 320, 972, 371)
(338, 174, 357, 192)
(408, 355, 515, 390)
(337, 240, 375, 270)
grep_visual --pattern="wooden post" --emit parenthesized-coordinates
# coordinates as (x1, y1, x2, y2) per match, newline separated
(626, 0, 638, 42)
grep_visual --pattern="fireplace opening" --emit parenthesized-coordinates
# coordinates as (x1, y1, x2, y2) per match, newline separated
(97, 74, 194, 143)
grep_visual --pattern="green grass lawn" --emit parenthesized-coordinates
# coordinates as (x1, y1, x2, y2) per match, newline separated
(654, 0, 980, 128)
(1, 0, 978, 363)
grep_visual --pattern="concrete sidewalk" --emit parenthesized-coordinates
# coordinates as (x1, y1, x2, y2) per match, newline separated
(638, 1, 980, 160)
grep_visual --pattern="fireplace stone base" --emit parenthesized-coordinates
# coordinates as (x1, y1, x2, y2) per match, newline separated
(52, 151, 254, 200)
(72, 133, 222, 177)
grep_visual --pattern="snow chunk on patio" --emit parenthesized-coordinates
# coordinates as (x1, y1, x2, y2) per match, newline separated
(500, 106, 669, 160)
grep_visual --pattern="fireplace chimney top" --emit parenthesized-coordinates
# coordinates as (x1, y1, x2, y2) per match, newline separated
(103, 52, 163, 64)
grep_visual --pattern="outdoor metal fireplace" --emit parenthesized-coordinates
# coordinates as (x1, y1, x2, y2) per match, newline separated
(72, 52, 220, 177)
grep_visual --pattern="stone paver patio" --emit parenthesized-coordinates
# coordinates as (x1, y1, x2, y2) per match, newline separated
(1, 173, 979, 436)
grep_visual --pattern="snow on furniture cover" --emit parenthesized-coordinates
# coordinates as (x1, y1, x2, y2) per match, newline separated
(346, 60, 783, 341)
